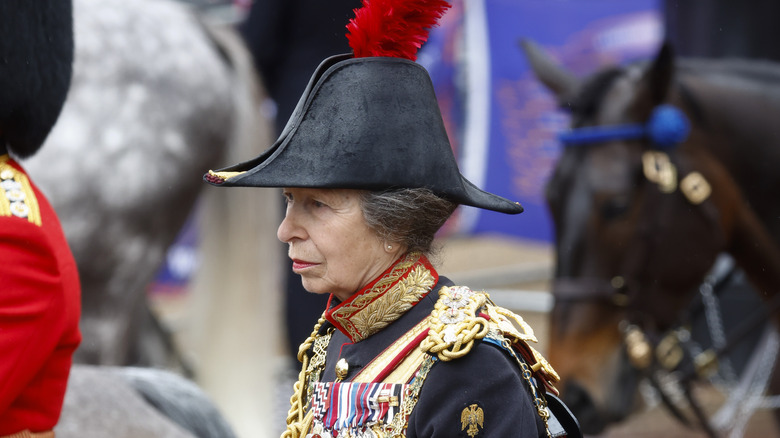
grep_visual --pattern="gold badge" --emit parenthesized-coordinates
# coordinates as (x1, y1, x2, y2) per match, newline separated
(0, 157, 41, 226)
(461, 403, 484, 437)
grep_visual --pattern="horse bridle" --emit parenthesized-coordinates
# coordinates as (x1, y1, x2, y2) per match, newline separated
(551, 104, 777, 436)
(550, 104, 693, 308)
(551, 103, 712, 313)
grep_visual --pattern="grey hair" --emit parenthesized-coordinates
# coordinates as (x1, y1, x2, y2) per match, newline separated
(360, 188, 458, 256)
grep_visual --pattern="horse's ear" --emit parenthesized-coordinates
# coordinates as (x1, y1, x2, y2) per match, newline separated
(642, 41, 675, 105)
(519, 39, 580, 107)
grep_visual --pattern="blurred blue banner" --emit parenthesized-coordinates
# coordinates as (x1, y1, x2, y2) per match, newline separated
(150, 213, 199, 295)
(421, 0, 662, 242)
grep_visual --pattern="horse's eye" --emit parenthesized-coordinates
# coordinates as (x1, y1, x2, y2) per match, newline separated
(600, 196, 631, 221)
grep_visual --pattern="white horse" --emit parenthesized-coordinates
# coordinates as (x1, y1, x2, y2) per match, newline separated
(23, 0, 284, 435)
(56, 365, 236, 438)
(23, 0, 269, 369)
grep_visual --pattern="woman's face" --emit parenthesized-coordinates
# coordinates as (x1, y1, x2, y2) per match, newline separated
(277, 187, 401, 302)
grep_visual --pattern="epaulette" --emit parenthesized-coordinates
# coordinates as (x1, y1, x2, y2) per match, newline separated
(421, 285, 559, 388)
(421, 285, 490, 361)
(0, 157, 41, 226)
(422, 286, 572, 436)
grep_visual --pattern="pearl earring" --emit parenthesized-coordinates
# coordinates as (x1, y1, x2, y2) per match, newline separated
(386, 244, 393, 250)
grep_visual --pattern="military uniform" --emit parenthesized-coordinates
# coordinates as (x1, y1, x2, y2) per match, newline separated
(283, 253, 568, 438)
(203, 3, 581, 437)
(0, 155, 82, 435)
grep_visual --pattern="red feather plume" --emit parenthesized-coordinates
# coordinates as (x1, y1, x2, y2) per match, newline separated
(346, 0, 451, 61)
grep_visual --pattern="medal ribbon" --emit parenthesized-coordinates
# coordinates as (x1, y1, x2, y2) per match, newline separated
(312, 382, 408, 432)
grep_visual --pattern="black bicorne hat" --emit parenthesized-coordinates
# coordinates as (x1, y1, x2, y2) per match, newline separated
(204, 0, 522, 215)
(205, 54, 522, 214)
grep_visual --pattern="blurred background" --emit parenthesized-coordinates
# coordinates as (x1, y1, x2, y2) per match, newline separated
(27, 0, 780, 437)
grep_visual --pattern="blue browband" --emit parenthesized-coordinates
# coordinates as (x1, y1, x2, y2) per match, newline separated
(558, 104, 690, 149)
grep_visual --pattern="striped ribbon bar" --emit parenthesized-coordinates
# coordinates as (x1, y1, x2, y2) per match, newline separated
(312, 381, 407, 431)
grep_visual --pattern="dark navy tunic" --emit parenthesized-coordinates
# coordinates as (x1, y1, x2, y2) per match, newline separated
(317, 277, 547, 437)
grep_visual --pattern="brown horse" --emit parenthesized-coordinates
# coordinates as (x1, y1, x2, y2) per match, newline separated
(522, 40, 780, 434)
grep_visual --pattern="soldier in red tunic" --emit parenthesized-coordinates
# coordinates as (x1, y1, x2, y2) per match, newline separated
(0, 1, 82, 436)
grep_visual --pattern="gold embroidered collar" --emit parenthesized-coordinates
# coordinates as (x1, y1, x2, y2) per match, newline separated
(325, 252, 438, 343)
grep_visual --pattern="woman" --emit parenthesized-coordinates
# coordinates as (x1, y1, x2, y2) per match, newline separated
(205, 1, 579, 436)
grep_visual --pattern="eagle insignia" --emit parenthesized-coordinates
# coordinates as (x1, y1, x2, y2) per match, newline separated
(460, 403, 484, 437)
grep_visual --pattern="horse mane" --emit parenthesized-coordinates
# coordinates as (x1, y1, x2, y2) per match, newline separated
(678, 57, 780, 86)
(673, 57, 780, 244)
(570, 56, 780, 133)
(674, 58, 780, 119)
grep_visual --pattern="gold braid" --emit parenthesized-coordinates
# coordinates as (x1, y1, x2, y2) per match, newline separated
(420, 287, 490, 361)
(281, 313, 329, 438)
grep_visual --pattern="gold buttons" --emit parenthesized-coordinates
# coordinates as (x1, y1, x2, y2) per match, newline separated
(335, 358, 349, 381)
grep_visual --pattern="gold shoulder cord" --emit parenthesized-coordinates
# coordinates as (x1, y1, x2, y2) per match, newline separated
(282, 314, 332, 438)
(420, 286, 490, 361)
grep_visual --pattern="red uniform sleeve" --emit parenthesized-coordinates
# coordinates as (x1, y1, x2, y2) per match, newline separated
(0, 217, 68, 415)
